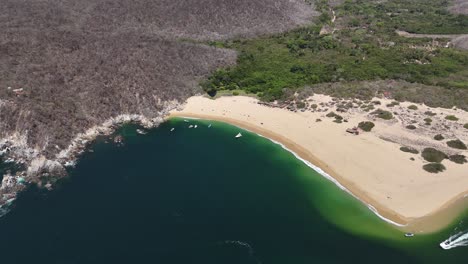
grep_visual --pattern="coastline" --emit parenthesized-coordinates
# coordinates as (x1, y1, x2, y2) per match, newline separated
(170, 95, 468, 233)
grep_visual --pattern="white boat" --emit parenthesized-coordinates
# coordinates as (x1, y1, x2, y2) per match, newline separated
(235, 133, 242, 138)
(440, 241, 450, 249)
(208, 124, 212, 128)
(136, 129, 147, 135)
(404, 233, 414, 238)
(194, 125, 198, 128)
(170, 128, 175, 132)
(189, 125, 194, 128)
(184, 120, 189, 123)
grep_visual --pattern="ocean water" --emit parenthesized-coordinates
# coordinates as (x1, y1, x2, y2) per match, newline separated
(0, 118, 467, 263)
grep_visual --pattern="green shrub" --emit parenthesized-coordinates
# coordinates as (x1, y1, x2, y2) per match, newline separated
(445, 115, 459, 121)
(296, 101, 306, 108)
(311, 104, 318, 109)
(434, 134, 444, 141)
(446, 139, 467, 150)
(326, 111, 343, 121)
(449, 155, 467, 164)
(358, 121, 375, 132)
(406, 125, 417, 130)
(386, 101, 400, 107)
(424, 118, 432, 123)
(464, 123, 468, 129)
(424, 111, 437, 116)
(421, 148, 447, 163)
(232, 91, 239, 96)
(423, 163, 446, 173)
(371, 109, 393, 120)
(408, 105, 418, 110)
(400, 146, 419, 154)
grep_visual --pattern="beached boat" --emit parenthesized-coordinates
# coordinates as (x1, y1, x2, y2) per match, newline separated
(184, 120, 189, 123)
(208, 124, 212, 128)
(404, 233, 414, 237)
(235, 133, 242, 138)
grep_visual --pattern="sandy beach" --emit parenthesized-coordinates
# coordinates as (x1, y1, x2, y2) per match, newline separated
(170, 95, 468, 232)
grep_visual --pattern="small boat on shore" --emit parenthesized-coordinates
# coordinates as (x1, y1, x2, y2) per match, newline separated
(184, 120, 189, 123)
(208, 124, 212, 128)
(235, 133, 242, 138)
(404, 233, 414, 238)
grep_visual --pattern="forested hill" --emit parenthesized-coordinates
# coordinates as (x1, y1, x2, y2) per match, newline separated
(0, 0, 317, 156)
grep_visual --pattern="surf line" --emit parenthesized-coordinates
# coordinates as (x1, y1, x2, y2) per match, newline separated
(177, 116, 406, 227)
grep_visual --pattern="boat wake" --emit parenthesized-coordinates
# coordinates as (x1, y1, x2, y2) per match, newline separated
(440, 220, 468, 249)
(440, 221, 468, 250)
(218, 240, 262, 263)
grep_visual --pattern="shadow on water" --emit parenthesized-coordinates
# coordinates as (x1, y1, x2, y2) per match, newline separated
(0, 118, 466, 263)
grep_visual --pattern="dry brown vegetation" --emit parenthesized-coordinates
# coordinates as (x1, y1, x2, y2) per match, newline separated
(0, 0, 316, 156)
(449, 0, 468, 15)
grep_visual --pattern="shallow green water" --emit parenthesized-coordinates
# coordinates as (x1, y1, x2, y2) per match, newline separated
(0, 118, 466, 263)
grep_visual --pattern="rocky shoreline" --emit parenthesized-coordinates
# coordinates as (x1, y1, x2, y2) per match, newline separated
(0, 102, 181, 216)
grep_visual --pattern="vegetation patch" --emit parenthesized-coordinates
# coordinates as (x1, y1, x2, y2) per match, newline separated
(371, 109, 393, 120)
(202, 0, 468, 103)
(434, 134, 445, 141)
(407, 105, 418, 110)
(386, 101, 400, 108)
(445, 115, 459, 121)
(400, 146, 419, 154)
(406, 125, 417, 130)
(421, 148, 447, 163)
(358, 121, 375, 132)
(424, 111, 437, 116)
(464, 123, 468, 129)
(446, 139, 467, 150)
(449, 154, 467, 164)
(423, 163, 446, 173)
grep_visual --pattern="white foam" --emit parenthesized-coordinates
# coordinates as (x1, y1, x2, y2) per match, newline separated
(440, 231, 468, 249)
(264, 136, 406, 227)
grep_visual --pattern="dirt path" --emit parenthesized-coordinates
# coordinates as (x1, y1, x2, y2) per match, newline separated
(396, 30, 468, 50)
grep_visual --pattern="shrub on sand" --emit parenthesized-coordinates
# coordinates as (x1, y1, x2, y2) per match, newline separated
(445, 115, 459, 121)
(371, 109, 393, 120)
(358, 121, 375, 132)
(400, 146, 419, 154)
(446, 139, 467, 150)
(423, 163, 446, 173)
(449, 154, 467, 164)
(421, 148, 447, 163)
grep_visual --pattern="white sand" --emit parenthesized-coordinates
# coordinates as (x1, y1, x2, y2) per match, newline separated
(170, 95, 468, 231)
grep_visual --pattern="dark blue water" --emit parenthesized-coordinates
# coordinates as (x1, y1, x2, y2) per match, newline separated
(0, 118, 466, 263)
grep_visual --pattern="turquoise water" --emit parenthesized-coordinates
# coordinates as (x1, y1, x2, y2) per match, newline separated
(0, 118, 466, 263)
